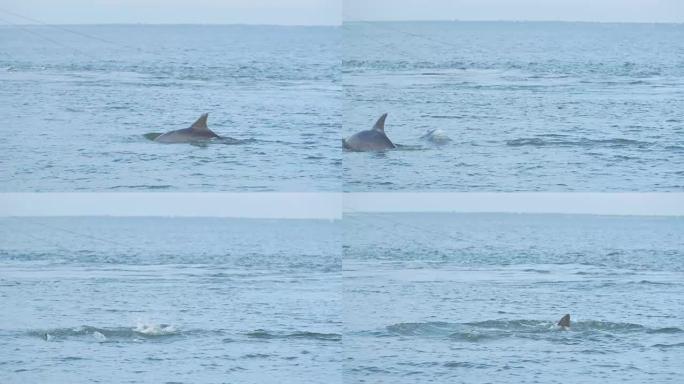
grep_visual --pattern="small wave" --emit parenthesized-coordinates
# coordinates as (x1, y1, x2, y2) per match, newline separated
(217, 137, 257, 145)
(342, 59, 466, 72)
(134, 322, 177, 336)
(386, 322, 453, 337)
(448, 331, 495, 342)
(506, 137, 651, 148)
(245, 329, 341, 341)
(383, 319, 668, 341)
(30, 323, 182, 343)
(467, 319, 648, 334)
(393, 144, 425, 151)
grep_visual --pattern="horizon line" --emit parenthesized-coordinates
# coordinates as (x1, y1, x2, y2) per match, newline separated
(2, 19, 683, 27)
(2, 211, 681, 219)
(343, 18, 684, 25)
(0, 22, 341, 27)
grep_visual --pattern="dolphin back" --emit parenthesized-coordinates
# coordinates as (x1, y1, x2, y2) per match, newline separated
(344, 129, 395, 151)
(154, 113, 220, 143)
(557, 314, 571, 328)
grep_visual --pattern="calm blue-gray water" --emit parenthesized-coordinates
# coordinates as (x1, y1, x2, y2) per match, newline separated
(0, 217, 341, 383)
(343, 22, 684, 191)
(344, 213, 684, 383)
(0, 25, 340, 191)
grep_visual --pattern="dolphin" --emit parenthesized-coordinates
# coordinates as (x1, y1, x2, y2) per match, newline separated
(153, 113, 220, 144)
(420, 128, 451, 145)
(343, 113, 396, 151)
(557, 314, 571, 329)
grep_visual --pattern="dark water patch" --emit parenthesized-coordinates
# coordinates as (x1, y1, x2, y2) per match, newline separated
(633, 280, 676, 286)
(242, 353, 272, 359)
(652, 342, 684, 349)
(108, 184, 173, 190)
(397, 361, 440, 368)
(523, 268, 551, 274)
(348, 365, 393, 374)
(245, 329, 341, 342)
(646, 327, 683, 334)
(443, 361, 493, 369)
(426, 115, 465, 119)
(60, 356, 87, 361)
(143, 132, 163, 141)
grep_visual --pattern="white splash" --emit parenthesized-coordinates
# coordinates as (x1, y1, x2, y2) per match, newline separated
(134, 322, 176, 336)
(92, 331, 107, 342)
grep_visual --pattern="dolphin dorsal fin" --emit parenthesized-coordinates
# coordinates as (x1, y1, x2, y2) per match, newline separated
(373, 113, 388, 132)
(190, 113, 209, 132)
(558, 314, 570, 328)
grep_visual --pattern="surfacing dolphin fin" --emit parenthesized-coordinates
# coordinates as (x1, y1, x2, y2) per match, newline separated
(373, 113, 388, 132)
(190, 113, 210, 132)
(557, 314, 570, 328)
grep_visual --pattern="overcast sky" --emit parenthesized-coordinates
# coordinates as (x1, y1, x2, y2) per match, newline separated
(1, 193, 682, 218)
(0, 0, 341, 25)
(1, 1, 682, 25)
(345, 0, 684, 23)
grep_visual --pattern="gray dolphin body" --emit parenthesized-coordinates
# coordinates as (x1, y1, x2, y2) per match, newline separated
(558, 314, 571, 329)
(154, 113, 220, 144)
(343, 113, 396, 151)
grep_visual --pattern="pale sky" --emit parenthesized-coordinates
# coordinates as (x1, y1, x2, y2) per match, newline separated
(2, 1, 682, 25)
(345, 0, 684, 23)
(1, 193, 682, 218)
(0, 0, 342, 25)
(345, 193, 684, 216)
(0, 193, 342, 219)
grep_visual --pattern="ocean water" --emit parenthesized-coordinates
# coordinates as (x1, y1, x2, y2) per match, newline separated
(0, 25, 340, 191)
(343, 22, 684, 191)
(343, 213, 684, 383)
(0, 217, 341, 383)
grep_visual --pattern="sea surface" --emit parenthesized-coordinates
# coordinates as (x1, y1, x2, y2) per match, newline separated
(343, 213, 684, 383)
(0, 217, 341, 383)
(0, 25, 340, 191)
(343, 22, 684, 191)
